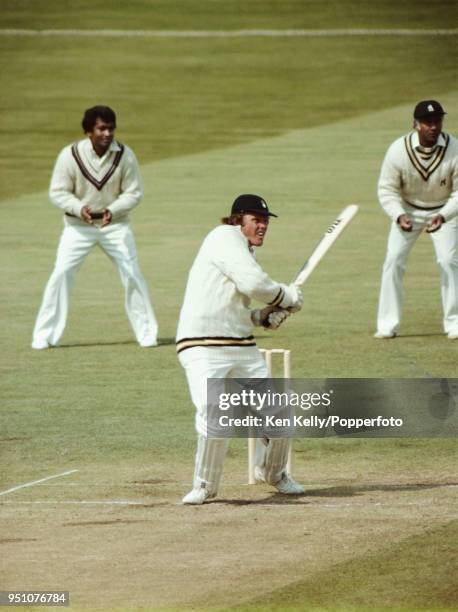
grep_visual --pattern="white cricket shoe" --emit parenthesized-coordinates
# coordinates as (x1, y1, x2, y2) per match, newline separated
(182, 486, 211, 505)
(275, 473, 305, 495)
(374, 331, 396, 339)
(31, 339, 50, 350)
(139, 338, 158, 347)
(447, 331, 458, 340)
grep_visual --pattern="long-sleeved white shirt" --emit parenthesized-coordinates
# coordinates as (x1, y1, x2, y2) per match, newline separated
(378, 131, 458, 222)
(176, 224, 285, 353)
(49, 137, 143, 222)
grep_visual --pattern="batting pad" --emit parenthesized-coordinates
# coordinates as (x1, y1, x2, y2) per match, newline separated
(263, 438, 291, 485)
(193, 435, 228, 496)
(254, 436, 268, 471)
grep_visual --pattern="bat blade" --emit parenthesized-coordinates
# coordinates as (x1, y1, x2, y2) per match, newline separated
(293, 204, 359, 286)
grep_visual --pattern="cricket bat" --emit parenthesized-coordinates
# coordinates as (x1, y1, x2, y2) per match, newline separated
(262, 204, 359, 325)
(292, 204, 359, 286)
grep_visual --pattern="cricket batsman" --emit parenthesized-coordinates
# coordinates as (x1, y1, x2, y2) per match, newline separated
(176, 194, 305, 505)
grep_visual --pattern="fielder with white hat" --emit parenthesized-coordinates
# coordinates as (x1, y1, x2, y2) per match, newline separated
(375, 100, 458, 340)
(176, 194, 304, 505)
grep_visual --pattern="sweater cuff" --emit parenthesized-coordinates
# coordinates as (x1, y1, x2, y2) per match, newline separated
(72, 202, 84, 218)
(390, 205, 405, 223)
(440, 206, 458, 223)
(267, 286, 285, 307)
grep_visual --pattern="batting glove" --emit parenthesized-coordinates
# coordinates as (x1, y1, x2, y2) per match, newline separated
(279, 284, 303, 313)
(264, 309, 291, 330)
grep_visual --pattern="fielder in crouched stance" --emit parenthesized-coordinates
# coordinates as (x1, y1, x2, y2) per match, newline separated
(32, 106, 158, 349)
(176, 194, 304, 505)
(375, 100, 458, 339)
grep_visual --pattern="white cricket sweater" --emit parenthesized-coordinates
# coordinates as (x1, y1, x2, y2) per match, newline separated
(49, 138, 143, 223)
(176, 224, 285, 354)
(378, 131, 458, 222)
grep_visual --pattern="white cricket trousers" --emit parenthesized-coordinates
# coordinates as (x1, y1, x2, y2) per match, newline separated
(179, 346, 291, 495)
(32, 220, 158, 346)
(377, 213, 458, 335)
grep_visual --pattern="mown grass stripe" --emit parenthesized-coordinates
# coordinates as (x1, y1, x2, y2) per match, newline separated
(1, 28, 457, 38)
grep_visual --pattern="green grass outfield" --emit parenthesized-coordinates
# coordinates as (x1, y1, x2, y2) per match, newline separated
(1, 1, 456, 199)
(1, 2, 457, 610)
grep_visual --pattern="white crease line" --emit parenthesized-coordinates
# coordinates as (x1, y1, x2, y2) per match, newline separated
(0, 500, 145, 505)
(0, 28, 457, 38)
(0, 470, 79, 497)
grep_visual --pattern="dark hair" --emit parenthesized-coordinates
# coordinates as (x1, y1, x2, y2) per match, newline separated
(221, 213, 244, 225)
(82, 106, 116, 132)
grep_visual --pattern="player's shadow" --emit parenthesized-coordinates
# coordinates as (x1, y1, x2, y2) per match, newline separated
(302, 481, 457, 497)
(213, 481, 458, 506)
(57, 337, 176, 348)
(394, 333, 446, 338)
(212, 496, 309, 506)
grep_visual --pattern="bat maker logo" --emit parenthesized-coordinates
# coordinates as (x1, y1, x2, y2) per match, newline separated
(326, 218, 342, 234)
